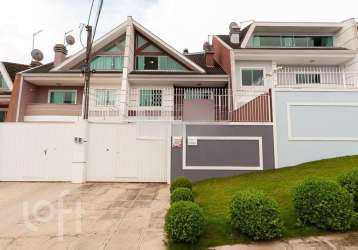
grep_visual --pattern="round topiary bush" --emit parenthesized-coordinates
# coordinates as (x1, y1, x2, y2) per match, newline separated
(164, 201, 205, 243)
(338, 170, 358, 211)
(229, 189, 284, 240)
(170, 187, 194, 204)
(292, 178, 355, 231)
(170, 176, 192, 193)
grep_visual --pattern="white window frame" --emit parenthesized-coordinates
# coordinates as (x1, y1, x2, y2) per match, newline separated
(91, 55, 124, 71)
(47, 89, 78, 105)
(143, 56, 159, 71)
(94, 89, 117, 107)
(138, 88, 163, 108)
(240, 67, 266, 87)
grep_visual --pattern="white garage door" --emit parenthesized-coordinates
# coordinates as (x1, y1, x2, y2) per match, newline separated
(0, 123, 74, 181)
(87, 122, 169, 182)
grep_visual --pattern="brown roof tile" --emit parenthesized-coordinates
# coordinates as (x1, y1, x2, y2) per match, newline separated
(2, 62, 30, 81)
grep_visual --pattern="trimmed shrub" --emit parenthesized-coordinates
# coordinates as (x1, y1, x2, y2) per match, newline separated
(171, 187, 194, 204)
(338, 169, 358, 211)
(229, 189, 284, 240)
(170, 176, 192, 193)
(292, 178, 355, 231)
(165, 201, 205, 243)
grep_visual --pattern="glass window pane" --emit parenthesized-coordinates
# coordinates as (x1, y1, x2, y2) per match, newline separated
(252, 70, 264, 85)
(242, 70, 253, 86)
(252, 36, 261, 47)
(323, 37, 333, 47)
(140, 89, 152, 106)
(136, 56, 145, 70)
(139, 89, 162, 106)
(0, 75, 8, 90)
(144, 57, 159, 70)
(49, 91, 76, 104)
(242, 69, 264, 86)
(113, 56, 124, 70)
(0, 111, 7, 122)
(64, 92, 75, 104)
(294, 37, 308, 47)
(91, 56, 113, 70)
(282, 37, 294, 47)
(106, 90, 116, 106)
(95, 89, 115, 106)
(259, 36, 281, 47)
(50, 92, 64, 104)
(95, 90, 105, 106)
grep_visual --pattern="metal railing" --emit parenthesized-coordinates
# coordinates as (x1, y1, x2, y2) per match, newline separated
(275, 66, 358, 88)
(87, 87, 273, 123)
(232, 89, 272, 122)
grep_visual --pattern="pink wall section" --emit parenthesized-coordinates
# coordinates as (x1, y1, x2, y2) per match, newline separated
(17, 82, 84, 121)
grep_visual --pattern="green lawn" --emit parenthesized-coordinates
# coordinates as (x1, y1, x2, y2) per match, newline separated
(168, 155, 358, 250)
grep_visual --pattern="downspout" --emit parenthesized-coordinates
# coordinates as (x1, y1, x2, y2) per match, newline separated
(15, 74, 24, 122)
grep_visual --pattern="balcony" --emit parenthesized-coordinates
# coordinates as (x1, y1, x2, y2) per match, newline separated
(275, 66, 358, 89)
(25, 104, 82, 117)
(87, 87, 272, 123)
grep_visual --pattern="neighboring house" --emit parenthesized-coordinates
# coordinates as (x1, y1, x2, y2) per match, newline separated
(0, 62, 29, 122)
(212, 18, 358, 169)
(1, 17, 358, 183)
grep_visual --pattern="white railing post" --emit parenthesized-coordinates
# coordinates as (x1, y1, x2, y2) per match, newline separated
(343, 70, 347, 88)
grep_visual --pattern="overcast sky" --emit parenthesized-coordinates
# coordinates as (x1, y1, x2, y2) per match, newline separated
(0, 0, 357, 64)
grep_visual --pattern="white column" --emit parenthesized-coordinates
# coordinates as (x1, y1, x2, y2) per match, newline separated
(119, 17, 135, 118)
(71, 119, 89, 183)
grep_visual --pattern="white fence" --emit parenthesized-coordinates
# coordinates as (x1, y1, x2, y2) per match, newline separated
(276, 66, 358, 88)
(0, 122, 170, 182)
(0, 123, 74, 181)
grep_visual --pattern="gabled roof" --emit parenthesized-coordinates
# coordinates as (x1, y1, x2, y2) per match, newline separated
(184, 53, 226, 75)
(52, 20, 130, 71)
(2, 62, 30, 81)
(52, 17, 206, 73)
(0, 62, 30, 90)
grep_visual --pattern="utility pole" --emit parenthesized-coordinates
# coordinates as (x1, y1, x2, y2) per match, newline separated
(83, 25, 93, 120)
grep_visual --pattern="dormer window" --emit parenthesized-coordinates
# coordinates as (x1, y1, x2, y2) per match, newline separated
(134, 33, 188, 71)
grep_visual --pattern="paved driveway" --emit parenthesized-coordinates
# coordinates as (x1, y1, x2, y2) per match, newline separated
(0, 182, 169, 250)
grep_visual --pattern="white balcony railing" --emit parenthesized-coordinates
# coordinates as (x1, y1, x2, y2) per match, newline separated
(275, 66, 358, 88)
(87, 87, 273, 123)
(128, 87, 231, 121)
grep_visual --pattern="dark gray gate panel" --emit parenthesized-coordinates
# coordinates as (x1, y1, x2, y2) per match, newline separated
(186, 139, 260, 167)
(171, 124, 275, 182)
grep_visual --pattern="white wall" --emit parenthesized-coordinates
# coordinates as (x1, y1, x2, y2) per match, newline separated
(335, 19, 358, 50)
(274, 90, 358, 168)
(235, 60, 274, 90)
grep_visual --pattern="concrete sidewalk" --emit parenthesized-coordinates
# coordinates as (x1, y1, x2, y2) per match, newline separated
(0, 182, 169, 250)
(215, 232, 358, 250)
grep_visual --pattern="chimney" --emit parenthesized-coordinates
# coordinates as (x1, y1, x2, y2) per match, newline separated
(30, 60, 42, 67)
(183, 48, 189, 54)
(229, 22, 241, 44)
(53, 44, 68, 66)
(203, 42, 215, 68)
